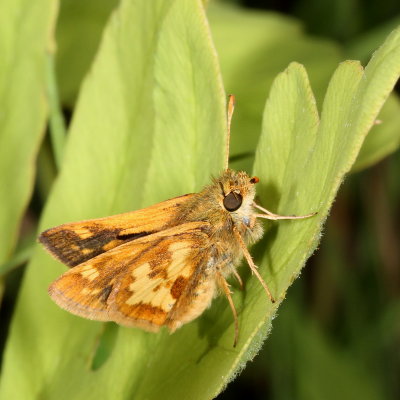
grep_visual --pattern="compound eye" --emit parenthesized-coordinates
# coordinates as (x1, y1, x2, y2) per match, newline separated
(223, 192, 243, 212)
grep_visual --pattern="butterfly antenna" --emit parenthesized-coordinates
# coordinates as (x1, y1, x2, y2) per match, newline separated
(225, 94, 235, 171)
(253, 202, 317, 220)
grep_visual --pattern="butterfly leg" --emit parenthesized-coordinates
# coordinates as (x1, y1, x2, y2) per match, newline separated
(214, 243, 243, 289)
(232, 268, 243, 289)
(216, 270, 239, 347)
(233, 227, 276, 303)
(253, 202, 317, 220)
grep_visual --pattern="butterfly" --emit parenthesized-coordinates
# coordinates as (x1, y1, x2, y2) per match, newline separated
(39, 95, 315, 346)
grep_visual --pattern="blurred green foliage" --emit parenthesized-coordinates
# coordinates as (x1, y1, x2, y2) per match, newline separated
(0, 0, 399, 399)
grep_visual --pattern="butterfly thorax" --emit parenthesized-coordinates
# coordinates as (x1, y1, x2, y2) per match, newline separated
(174, 169, 263, 271)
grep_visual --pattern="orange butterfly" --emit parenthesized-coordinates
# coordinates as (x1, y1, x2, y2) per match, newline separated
(40, 96, 315, 346)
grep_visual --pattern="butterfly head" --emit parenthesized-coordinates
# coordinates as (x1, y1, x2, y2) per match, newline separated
(215, 169, 259, 229)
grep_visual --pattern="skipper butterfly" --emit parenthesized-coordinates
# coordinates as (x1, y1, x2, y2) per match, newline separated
(39, 96, 315, 346)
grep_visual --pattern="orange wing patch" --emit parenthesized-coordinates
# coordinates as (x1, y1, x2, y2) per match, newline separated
(48, 222, 213, 332)
(40, 194, 194, 267)
(112, 239, 196, 330)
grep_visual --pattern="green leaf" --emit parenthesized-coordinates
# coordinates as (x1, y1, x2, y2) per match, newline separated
(0, 0, 226, 399)
(0, 1, 57, 264)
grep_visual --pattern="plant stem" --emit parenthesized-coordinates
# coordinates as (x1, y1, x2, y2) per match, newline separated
(46, 53, 66, 170)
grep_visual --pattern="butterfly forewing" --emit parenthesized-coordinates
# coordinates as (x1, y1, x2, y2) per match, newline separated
(48, 221, 214, 332)
(39, 194, 194, 267)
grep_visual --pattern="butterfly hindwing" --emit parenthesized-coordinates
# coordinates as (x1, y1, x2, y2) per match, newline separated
(48, 221, 215, 332)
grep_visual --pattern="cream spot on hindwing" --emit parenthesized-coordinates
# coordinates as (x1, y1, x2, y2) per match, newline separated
(80, 265, 99, 281)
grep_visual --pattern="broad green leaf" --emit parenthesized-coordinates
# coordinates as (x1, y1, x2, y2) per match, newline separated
(0, 0, 57, 264)
(0, 0, 226, 399)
